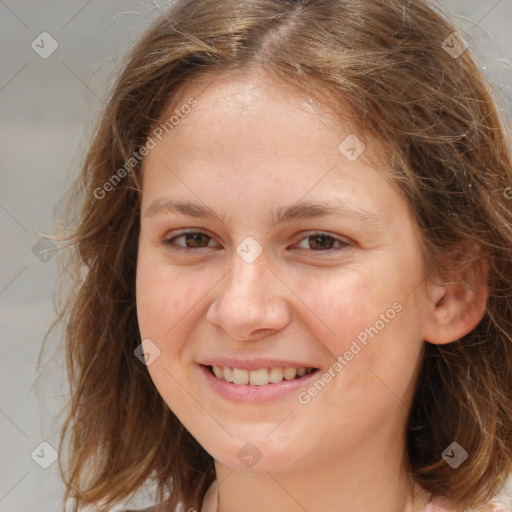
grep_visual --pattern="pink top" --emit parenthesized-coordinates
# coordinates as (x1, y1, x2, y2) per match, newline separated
(199, 481, 508, 512)
(199, 481, 449, 512)
(423, 501, 508, 512)
(422, 500, 454, 512)
(125, 482, 508, 511)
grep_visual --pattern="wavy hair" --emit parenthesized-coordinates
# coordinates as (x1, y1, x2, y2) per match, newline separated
(49, 0, 512, 510)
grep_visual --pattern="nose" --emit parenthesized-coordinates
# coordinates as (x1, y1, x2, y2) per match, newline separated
(206, 254, 291, 341)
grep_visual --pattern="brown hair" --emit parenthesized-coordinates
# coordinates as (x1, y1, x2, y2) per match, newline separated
(49, 0, 512, 510)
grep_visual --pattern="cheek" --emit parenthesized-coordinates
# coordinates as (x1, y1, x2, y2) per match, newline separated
(288, 255, 425, 392)
(135, 251, 217, 427)
(287, 264, 390, 353)
(135, 246, 218, 343)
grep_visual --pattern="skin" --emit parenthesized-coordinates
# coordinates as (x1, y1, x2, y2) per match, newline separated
(136, 68, 487, 512)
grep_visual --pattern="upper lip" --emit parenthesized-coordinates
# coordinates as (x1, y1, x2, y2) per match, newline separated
(199, 358, 318, 371)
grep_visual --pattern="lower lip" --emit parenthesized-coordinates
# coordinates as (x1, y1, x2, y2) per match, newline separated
(199, 364, 321, 403)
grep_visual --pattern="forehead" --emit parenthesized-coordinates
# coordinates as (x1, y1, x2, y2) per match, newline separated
(164, 70, 336, 154)
(141, 68, 406, 227)
(146, 69, 378, 174)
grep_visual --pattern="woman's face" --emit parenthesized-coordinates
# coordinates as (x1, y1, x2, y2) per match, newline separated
(136, 69, 437, 473)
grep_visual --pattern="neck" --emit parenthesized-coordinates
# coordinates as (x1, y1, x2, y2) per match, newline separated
(212, 431, 431, 512)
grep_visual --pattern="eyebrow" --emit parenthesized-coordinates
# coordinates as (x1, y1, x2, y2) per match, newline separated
(143, 198, 383, 228)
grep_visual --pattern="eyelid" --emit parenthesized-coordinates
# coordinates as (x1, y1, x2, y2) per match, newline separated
(161, 228, 351, 254)
(159, 230, 218, 256)
(292, 230, 352, 251)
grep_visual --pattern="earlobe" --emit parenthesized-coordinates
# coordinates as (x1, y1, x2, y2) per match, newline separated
(423, 259, 489, 345)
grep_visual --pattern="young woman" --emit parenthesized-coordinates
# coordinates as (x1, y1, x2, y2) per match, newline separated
(53, 1, 512, 511)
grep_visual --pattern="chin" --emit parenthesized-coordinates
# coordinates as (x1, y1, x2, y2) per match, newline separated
(200, 430, 307, 473)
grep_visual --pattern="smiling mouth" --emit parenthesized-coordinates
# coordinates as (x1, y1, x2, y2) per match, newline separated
(206, 365, 319, 385)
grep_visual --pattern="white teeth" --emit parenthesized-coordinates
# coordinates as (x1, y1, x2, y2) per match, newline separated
(223, 367, 233, 383)
(232, 368, 249, 385)
(210, 365, 314, 385)
(268, 367, 284, 383)
(249, 368, 269, 386)
(283, 368, 297, 380)
(213, 365, 223, 378)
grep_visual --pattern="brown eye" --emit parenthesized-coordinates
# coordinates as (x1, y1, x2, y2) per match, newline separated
(308, 234, 335, 250)
(296, 232, 348, 251)
(181, 232, 212, 248)
(162, 231, 217, 251)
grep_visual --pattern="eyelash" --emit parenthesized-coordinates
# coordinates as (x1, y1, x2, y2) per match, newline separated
(160, 230, 351, 254)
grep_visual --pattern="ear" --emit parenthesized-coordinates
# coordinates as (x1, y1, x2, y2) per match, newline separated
(422, 256, 489, 345)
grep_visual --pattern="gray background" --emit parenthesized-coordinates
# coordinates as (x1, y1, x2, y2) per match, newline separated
(1, 1, 512, 511)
